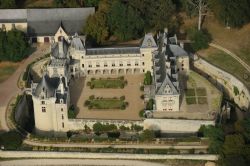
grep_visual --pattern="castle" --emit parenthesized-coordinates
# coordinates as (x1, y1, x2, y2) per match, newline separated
(30, 27, 189, 134)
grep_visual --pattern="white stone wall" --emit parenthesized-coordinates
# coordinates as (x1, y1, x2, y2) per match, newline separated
(194, 58, 250, 110)
(144, 119, 214, 133)
(68, 119, 143, 130)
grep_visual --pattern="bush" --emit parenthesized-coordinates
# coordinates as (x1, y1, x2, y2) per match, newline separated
(144, 71, 152, 85)
(84, 100, 91, 106)
(140, 85, 144, 91)
(119, 125, 130, 131)
(146, 99, 154, 110)
(120, 96, 125, 101)
(131, 124, 143, 132)
(140, 94, 144, 99)
(68, 105, 76, 119)
(0, 131, 23, 150)
(89, 95, 95, 100)
(139, 109, 145, 118)
(187, 27, 212, 51)
(139, 129, 155, 142)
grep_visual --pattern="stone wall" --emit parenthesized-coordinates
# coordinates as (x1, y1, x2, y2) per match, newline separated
(194, 57, 250, 110)
(144, 119, 214, 133)
(68, 119, 143, 130)
(68, 118, 214, 133)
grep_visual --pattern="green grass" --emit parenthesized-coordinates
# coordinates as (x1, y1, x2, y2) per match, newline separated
(0, 64, 18, 83)
(198, 97, 208, 104)
(186, 97, 197, 105)
(88, 77, 127, 89)
(202, 49, 250, 89)
(185, 89, 196, 97)
(196, 88, 207, 96)
(85, 97, 128, 110)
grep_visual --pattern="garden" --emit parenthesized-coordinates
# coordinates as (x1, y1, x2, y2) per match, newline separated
(84, 95, 128, 110)
(87, 76, 127, 89)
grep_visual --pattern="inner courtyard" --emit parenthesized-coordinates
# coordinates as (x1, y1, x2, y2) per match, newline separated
(70, 74, 144, 120)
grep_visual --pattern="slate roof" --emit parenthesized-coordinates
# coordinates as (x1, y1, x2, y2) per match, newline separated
(141, 33, 157, 48)
(0, 8, 95, 36)
(34, 75, 60, 98)
(27, 8, 94, 36)
(168, 45, 188, 57)
(86, 47, 140, 55)
(51, 38, 69, 59)
(0, 9, 27, 22)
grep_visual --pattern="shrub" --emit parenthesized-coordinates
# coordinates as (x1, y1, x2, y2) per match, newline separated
(84, 100, 91, 106)
(140, 85, 144, 91)
(140, 94, 144, 99)
(68, 105, 76, 119)
(146, 99, 154, 110)
(233, 86, 239, 96)
(120, 96, 125, 101)
(144, 71, 152, 85)
(187, 27, 212, 51)
(139, 109, 145, 118)
(119, 125, 130, 131)
(131, 124, 143, 132)
(89, 95, 95, 100)
(139, 129, 155, 142)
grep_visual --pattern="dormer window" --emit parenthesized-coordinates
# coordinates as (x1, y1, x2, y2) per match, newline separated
(147, 39, 152, 47)
(41, 101, 45, 105)
(60, 99, 63, 104)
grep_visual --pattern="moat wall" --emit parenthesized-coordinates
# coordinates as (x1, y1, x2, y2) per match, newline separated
(194, 57, 250, 110)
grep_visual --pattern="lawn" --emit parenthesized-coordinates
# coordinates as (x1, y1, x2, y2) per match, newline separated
(0, 62, 18, 83)
(199, 47, 250, 89)
(198, 97, 208, 104)
(85, 96, 128, 110)
(88, 77, 127, 89)
(186, 97, 197, 105)
(185, 89, 196, 97)
(196, 88, 207, 96)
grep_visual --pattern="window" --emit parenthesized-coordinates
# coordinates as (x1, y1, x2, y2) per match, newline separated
(82, 64, 84, 68)
(142, 62, 145, 66)
(182, 64, 184, 66)
(42, 107, 46, 112)
(127, 61, 131, 66)
(135, 62, 139, 66)
(112, 63, 115, 67)
(104, 64, 108, 67)
(143, 69, 145, 72)
(61, 108, 63, 112)
(142, 54, 144, 57)
(41, 101, 45, 104)
(89, 65, 92, 68)
(182, 68, 184, 71)
(62, 122, 64, 128)
(70, 68, 74, 72)
(119, 63, 123, 66)
(62, 114, 64, 120)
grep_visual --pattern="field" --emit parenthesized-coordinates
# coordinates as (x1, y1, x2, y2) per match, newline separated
(0, 62, 19, 83)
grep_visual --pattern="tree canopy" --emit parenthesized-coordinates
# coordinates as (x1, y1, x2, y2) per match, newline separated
(0, 0, 16, 8)
(0, 29, 30, 62)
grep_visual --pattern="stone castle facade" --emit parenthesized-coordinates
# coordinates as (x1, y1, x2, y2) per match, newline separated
(31, 27, 189, 135)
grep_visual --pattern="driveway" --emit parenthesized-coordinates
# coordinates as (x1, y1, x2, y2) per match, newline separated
(0, 44, 49, 131)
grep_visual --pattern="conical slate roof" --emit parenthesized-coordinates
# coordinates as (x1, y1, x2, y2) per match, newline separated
(34, 75, 59, 98)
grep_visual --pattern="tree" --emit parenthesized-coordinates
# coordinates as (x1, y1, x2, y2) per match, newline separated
(93, 122, 103, 134)
(187, 27, 212, 51)
(84, 0, 100, 7)
(199, 125, 224, 154)
(68, 105, 76, 119)
(210, 0, 250, 28)
(185, 0, 208, 30)
(0, 131, 23, 150)
(223, 134, 245, 156)
(107, 1, 144, 41)
(0, 29, 30, 62)
(0, 0, 16, 8)
(83, 0, 110, 44)
(144, 71, 152, 85)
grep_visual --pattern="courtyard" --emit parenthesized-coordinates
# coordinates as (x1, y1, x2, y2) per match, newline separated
(70, 74, 144, 120)
(153, 70, 222, 120)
